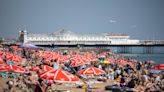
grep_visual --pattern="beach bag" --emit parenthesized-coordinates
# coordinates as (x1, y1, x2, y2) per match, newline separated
(82, 84, 87, 89)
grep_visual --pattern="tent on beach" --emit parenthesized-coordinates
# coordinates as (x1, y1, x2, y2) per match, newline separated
(19, 43, 40, 49)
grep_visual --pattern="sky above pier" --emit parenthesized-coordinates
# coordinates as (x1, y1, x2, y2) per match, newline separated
(0, 0, 164, 40)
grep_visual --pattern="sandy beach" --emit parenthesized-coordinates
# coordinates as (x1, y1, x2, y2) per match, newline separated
(0, 77, 114, 92)
(0, 45, 163, 92)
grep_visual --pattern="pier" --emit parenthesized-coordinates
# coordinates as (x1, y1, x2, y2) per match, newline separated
(16, 30, 164, 54)
(32, 40, 164, 54)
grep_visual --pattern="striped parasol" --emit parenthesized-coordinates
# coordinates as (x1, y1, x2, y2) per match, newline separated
(40, 69, 80, 83)
(77, 66, 106, 75)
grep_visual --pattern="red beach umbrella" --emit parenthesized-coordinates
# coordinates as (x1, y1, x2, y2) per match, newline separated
(43, 58, 52, 63)
(0, 64, 10, 71)
(77, 66, 106, 75)
(40, 71, 55, 79)
(30, 65, 55, 72)
(0, 64, 28, 73)
(40, 69, 80, 83)
(70, 60, 86, 67)
(153, 64, 164, 70)
(117, 60, 133, 66)
(10, 46, 18, 50)
(30, 67, 40, 71)
(58, 55, 70, 63)
(117, 60, 127, 64)
(6, 54, 22, 62)
(130, 59, 138, 63)
(0, 58, 5, 65)
(41, 65, 55, 71)
(0, 61, 5, 65)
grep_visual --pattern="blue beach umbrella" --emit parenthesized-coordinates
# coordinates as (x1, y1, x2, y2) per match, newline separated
(149, 69, 161, 74)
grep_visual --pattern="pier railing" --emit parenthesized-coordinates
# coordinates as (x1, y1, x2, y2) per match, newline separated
(2, 40, 164, 46)
(28, 40, 164, 46)
(140, 40, 164, 45)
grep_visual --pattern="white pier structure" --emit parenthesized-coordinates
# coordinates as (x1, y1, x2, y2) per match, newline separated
(19, 29, 139, 45)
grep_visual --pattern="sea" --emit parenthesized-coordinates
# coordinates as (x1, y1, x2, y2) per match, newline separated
(121, 54, 164, 64)
(109, 46, 164, 64)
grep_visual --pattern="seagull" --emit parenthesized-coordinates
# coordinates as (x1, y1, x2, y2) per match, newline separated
(109, 19, 116, 23)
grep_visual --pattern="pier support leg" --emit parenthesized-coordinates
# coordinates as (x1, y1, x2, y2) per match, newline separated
(119, 46, 131, 54)
(143, 46, 154, 54)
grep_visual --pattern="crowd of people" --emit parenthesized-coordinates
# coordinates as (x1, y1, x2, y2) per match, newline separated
(0, 45, 164, 92)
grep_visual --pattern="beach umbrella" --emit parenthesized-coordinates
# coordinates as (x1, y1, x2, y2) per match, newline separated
(149, 69, 161, 74)
(109, 59, 116, 64)
(40, 69, 80, 83)
(103, 60, 110, 64)
(0, 52, 6, 59)
(53, 55, 67, 63)
(0, 64, 28, 73)
(10, 46, 22, 51)
(100, 58, 111, 64)
(70, 60, 86, 67)
(17, 48, 23, 51)
(117, 60, 133, 67)
(0, 58, 6, 65)
(153, 64, 164, 70)
(37, 51, 59, 61)
(0, 61, 5, 65)
(90, 58, 99, 62)
(0, 51, 3, 56)
(30, 49, 36, 53)
(41, 65, 55, 71)
(130, 59, 138, 63)
(10, 65, 28, 73)
(39, 71, 55, 79)
(77, 66, 106, 75)
(117, 60, 127, 64)
(43, 58, 53, 63)
(30, 65, 55, 72)
(10, 46, 18, 50)
(6, 54, 22, 62)
(0, 64, 10, 71)
(30, 66, 40, 71)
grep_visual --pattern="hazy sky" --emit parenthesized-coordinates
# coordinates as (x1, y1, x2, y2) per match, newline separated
(0, 0, 164, 40)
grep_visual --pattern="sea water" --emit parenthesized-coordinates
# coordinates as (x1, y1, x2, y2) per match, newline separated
(110, 46, 164, 64)
(121, 54, 164, 64)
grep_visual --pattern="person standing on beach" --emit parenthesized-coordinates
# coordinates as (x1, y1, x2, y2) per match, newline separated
(34, 78, 46, 92)
(53, 60, 59, 69)
(136, 62, 142, 71)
